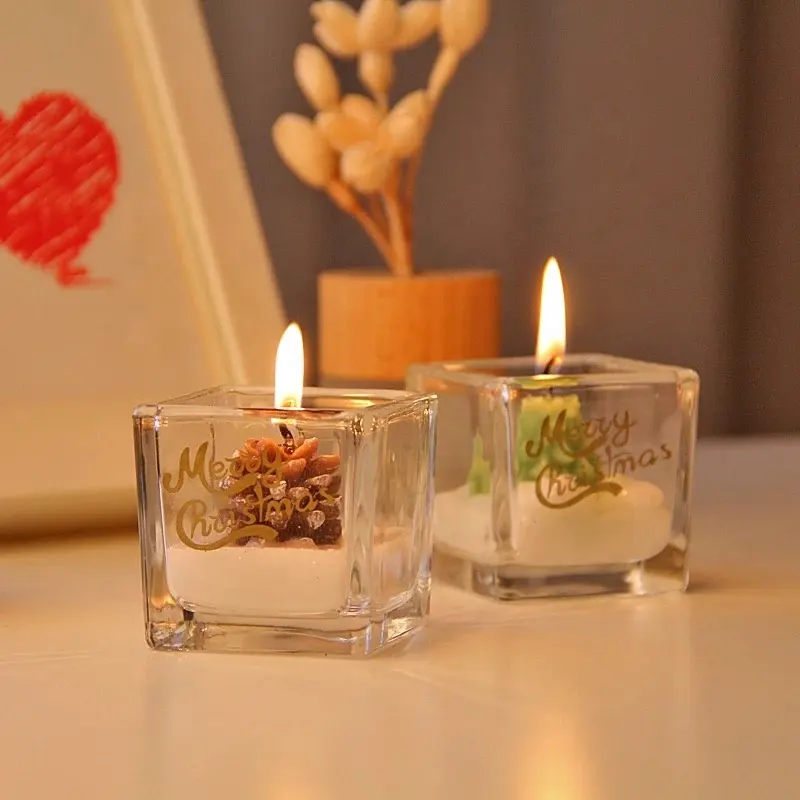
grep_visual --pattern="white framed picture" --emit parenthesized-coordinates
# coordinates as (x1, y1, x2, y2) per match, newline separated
(0, 0, 286, 535)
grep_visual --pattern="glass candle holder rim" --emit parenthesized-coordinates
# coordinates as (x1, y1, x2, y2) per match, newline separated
(407, 354, 699, 389)
(133, 386, 437, 426)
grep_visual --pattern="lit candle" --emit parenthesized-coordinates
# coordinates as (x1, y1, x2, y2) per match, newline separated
(137, 326, 438, 653)
(516, 257, 589, 484)
(274, 321, 304, 408)
(165, 323, 350, 614)
(435, 258, 674, 570)
(511, 259, 671, 565)
(535, 256, 566, 371)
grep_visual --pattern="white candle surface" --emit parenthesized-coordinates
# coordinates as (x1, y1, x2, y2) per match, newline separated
(167, 544, 349, 615)
(434, 476, 671, 567)
(166, 528, 413, 615)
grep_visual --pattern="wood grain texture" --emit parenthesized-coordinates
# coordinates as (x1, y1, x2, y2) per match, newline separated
(318, 269, 500, 382)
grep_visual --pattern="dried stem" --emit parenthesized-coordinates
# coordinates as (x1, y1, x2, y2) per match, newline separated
(381, 166, 412, 276)
(276, 4, 492, 280)
(327, 180, 400, 274)
(368, 193, 389, 237)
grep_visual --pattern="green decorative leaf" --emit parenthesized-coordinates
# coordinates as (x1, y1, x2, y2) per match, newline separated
(465, 390, 604, 496)
(516, 395, 602, 486)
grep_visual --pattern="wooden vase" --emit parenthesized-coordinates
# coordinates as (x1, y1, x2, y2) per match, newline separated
(318, 269, 501, 384)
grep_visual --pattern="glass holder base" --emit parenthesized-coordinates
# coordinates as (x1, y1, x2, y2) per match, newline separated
(146, 591, 429, 657)
(433, 546, 688, 601)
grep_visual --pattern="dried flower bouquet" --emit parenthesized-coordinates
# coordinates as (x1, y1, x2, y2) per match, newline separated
(273, 0, 491, 277)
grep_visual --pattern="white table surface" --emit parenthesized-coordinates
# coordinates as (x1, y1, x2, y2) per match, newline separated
(2, 438, 800, 800)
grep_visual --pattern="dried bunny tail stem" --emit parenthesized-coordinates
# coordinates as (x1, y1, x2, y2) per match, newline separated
(358, 50, 394, 111)
(381, 165, 413, 277)
(427, 47, 461, 107)
(340, 142, 393, 193)
(440, 0, 491, 55)
(357, 0, 401, 50)
(340, 94, 385, 128)
(394, 0, 441, 50)
(326, 179, 401, 275)
(311, 1, 360, 58)
(294, 44, 340, 112)
(383, 90, 429, 158)
(368, 193, 389, 236)
(273, 114, 337, 188)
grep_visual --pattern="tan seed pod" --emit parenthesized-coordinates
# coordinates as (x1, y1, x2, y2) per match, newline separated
(294, 44, 340, 111)
(389, 89, 429, 121)
(272, 113, 337, 188)
(384, 116, 426, 159)
(311, 1, 360, 58)
(428, 46, 460, 103)
(317, 110, 370, 152)
(340, 94, 385, 129)
(383, 90, 429, 157)
(395, 0, 441, 50)
(340, 141, 393, 193)
(313, 22, 357, 59)
(440, 0, 490, 54)
(357, 0, 401, 50)
(358, 50, 395, 98)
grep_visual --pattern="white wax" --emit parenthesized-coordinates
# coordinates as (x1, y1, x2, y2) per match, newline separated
(167, 545, 349, 615)
(166, 529, 413, 615)
(434, 477, 672, 567)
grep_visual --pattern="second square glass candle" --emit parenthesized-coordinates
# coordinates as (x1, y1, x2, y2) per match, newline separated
(408, 259, 699, 600)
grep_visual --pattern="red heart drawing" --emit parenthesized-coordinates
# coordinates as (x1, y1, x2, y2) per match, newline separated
(0, 91, 120, 288)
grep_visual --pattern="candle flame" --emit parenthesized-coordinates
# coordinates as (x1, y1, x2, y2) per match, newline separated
(535, 257, 566, 364)
(274, 322, 304, 408)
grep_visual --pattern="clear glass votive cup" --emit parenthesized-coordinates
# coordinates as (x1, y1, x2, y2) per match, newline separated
(134, 387, 437, 656)
(407, 355, 699, 600)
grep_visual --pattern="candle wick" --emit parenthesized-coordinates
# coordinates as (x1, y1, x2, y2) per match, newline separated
(542, 356, 562, 375)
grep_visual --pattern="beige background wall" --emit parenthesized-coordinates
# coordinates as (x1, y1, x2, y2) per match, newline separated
(201, 0, 799, 436)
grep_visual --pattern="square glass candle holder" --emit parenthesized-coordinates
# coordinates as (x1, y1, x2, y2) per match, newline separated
(134, 387, 437, 656)
(407, 355, 699, 600)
